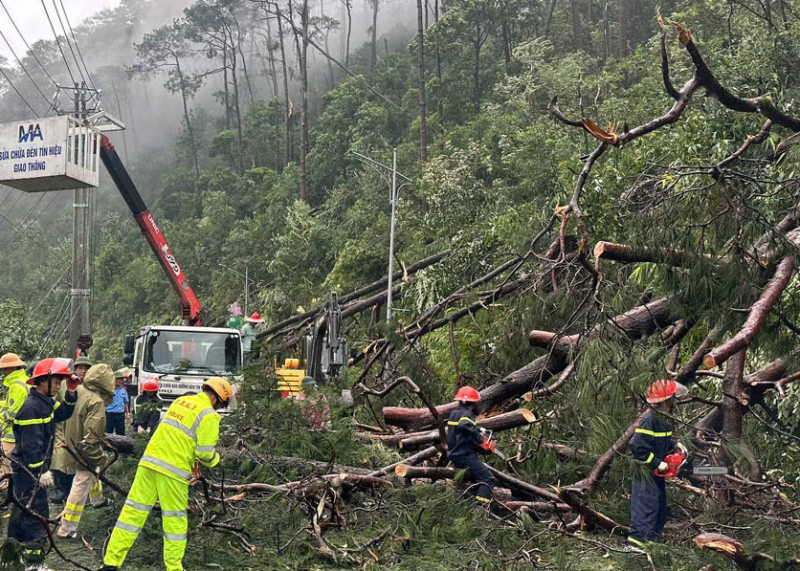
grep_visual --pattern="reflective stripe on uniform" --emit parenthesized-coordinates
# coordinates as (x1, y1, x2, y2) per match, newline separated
(115, 520, 143, 534)
(160, 417, 197, 440)
(190, 408, 214, 433)
(164, 531, 187, 541)
(476, 496, 491, 503)
(63, 512, 82, 522)
(140, 455, 191, 480)
(634, 428, 672, 437)
(65, 502, 85, 513)
(628, 536, 646, 547)
(195, 445, 215, 453)
(125, 498, 153, 513)
(458, 417, 476, 425)
(15, 413, 54, 426)
(28, 460, 43, 468)
(637, 452, 655, 464)
(162, 509, 187, 518)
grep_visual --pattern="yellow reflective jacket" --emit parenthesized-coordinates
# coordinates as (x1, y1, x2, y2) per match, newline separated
(1, 369, 30, 444)
(139, 392, 220, 482)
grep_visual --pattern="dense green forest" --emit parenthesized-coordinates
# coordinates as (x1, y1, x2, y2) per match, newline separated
(2, 0, 800, 569)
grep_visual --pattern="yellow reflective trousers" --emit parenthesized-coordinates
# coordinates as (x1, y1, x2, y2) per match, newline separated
(103, 466, 188, 571)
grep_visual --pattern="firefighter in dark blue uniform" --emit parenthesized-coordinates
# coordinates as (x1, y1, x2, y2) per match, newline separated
(446, 386, 495, 504)
(8, 358, 77, 569)
(627, 379, 688, 550)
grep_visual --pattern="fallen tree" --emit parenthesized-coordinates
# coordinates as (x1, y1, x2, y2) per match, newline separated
(382, 297, 675, 431)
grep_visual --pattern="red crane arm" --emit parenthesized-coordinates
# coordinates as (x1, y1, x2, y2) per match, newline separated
(99, 136, 203, 326)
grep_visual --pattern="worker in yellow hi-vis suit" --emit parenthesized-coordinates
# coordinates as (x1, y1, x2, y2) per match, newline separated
(101, 377, 233, 571)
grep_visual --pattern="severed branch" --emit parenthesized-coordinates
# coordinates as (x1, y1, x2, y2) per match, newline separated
(703, 256, 795, 369)
(676, 24, 800, 132)
(660, 33, 680, 100)
(547, 95, 585, 128)
(716, 120, 773, 169)
(574, 410, 648, 494)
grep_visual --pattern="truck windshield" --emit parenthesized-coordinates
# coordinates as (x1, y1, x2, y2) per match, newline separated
(143, 330, 241, 375)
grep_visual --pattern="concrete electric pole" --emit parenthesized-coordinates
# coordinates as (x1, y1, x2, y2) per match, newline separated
(69, 83, 93, 359)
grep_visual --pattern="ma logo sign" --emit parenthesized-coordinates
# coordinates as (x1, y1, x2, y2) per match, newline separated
(18, 124, 43, 143)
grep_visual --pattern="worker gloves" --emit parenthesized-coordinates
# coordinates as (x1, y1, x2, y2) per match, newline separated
(39, 471, 54, 488)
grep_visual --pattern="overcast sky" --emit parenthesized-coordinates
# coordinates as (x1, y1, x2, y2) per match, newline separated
(1, 0, 119, 56)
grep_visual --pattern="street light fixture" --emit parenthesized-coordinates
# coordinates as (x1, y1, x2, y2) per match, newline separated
(347, 148, 412, 323)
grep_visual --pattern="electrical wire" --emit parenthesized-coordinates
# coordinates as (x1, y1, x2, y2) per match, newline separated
(0, 0, 58, 88)
(13, 262, 71, 334)
(40, 0, 76, 85)
(0, 65, 40, 117)
(0, 26, 56, 112)
(56, 0, 95, 89)
(49, 0, 87, 88)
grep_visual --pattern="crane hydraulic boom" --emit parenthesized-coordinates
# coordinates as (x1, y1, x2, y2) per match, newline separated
(99, 135, 203, 326)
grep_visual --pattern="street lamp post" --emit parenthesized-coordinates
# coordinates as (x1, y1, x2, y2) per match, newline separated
(347, 149, 412, 323)
(219, 263, 254, 316)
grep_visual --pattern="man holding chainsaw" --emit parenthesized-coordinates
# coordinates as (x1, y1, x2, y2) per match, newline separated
(446, 386, 495, 505)
(627, 379, 688, 550)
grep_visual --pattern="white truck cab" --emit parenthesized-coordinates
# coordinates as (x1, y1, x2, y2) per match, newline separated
(124, 325, 244, 412)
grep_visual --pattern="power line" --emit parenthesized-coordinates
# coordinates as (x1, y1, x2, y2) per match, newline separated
(56, 0, 94, 89)
(0, 25, 56, 112)
(40, 0, 76, 85)
(0, 65, 40, 116)
(49, 0, 87, 87)
(0, 0, 58, 88)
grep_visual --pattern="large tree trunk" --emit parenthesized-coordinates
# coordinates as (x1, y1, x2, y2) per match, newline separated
(228, 32, 245, 174)
(300, 0, 309, 201)
(473, 27, 482, 113)
(383, 297, 675, 431)
(175, 58, 200, 178)
(544, 0, 558, 37)
(265, 15, 280, 98)
(416, 0, 428, 162)
(276, 7, 291, 169)
(370, 0, 379, 70)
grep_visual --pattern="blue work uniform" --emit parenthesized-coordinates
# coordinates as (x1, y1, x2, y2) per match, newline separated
(9, 388, 76, 564)
(627, 410, 675, 547)
(446, 403, 494, 503)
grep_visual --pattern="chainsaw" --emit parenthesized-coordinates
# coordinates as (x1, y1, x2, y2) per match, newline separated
(654, 452, 729, 478)
(478, 428, 508, 461)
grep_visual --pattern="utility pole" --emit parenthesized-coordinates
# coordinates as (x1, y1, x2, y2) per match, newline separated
(346, 149, 412, 325)
(69, 82, 92, 359)
(386, 148, 397, 324)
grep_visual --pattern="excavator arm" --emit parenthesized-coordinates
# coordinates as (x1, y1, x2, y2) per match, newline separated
(99, 135, 203, 326)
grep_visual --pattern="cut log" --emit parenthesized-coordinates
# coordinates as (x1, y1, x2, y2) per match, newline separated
(104, 433, 136, 455)
(384, 297, 675, 431)
(397, 410, 537, 450)
(395, 465, 456, 480)
(593, 241, 706, 268)
(488, 467, 561, 503)
(367, 446, 439, 478)
(556, 487, 630, 536)
(703, 256, 795, 369)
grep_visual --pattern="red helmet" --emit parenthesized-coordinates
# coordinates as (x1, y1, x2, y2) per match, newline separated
(29, 358, 74, 384)
(142, 379, 160, 392)
(646, 380, 688, 404)
(247, 312, 264, 323)
(455, 386, 480, 403)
